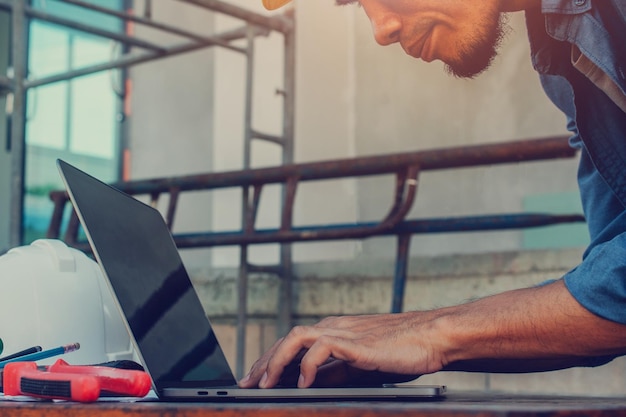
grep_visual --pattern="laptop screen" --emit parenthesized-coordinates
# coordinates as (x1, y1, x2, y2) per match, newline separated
(58, 160, 236, 389)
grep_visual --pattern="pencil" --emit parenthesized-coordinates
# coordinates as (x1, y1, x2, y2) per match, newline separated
(0, 346, 42, 362)
(0, 343, 80, 369)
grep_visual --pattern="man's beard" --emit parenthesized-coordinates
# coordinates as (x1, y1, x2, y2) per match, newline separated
(444, 14, 509, 79)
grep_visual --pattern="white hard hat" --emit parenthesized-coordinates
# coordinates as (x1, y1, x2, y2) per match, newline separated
(0, 239, 134, 365)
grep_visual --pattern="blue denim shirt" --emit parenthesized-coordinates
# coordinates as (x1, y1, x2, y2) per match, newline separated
(526, 0, 626, 324)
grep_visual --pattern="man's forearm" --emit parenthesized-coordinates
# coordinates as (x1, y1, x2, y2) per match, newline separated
(432, 280, 626, 368)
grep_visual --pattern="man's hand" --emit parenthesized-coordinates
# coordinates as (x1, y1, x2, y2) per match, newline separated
(238, 312, 448, 389)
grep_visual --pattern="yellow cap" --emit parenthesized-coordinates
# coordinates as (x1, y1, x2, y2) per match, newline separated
(262, 0, 292, 10)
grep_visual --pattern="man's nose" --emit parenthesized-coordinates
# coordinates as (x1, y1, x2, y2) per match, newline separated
(369, 13, 402, 46)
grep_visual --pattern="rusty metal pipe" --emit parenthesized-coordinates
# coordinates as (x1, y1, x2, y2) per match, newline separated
(169, 213, 586, 248)
(47, 137, 578, 243)
(59, 136, 573, 195)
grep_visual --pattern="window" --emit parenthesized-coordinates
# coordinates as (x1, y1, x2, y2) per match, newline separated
(23, 0, 126, 243)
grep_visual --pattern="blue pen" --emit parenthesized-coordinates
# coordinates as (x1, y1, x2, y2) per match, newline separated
(0, 343, 80, 369)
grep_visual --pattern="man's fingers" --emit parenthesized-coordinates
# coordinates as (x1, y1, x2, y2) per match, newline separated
(239, 337, 284, 388)
(260, 326, 324, 388)
(298, 335, 361, 388)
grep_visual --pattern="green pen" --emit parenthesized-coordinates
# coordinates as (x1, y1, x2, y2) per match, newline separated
(0, 338, 3, 356)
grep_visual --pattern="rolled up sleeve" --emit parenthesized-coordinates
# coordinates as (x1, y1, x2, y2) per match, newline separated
(564, 232, 626, 325)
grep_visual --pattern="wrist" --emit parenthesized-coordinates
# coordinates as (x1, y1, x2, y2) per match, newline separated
(401, 308, 472, 373)
(426, 305, 484, 366)
(416, 296, 517, 367)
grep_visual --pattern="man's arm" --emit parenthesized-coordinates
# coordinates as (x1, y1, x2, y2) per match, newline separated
(239, 280, 626, 389)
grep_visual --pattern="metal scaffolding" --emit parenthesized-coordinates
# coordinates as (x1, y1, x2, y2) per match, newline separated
(1, 0, 295, 378)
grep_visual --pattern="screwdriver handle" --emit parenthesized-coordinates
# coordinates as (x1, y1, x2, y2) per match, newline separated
(3, 362, 100, 402)
(48, 359, 151, 397)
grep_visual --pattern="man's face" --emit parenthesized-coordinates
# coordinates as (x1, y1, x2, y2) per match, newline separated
(347, 0, 507, 78)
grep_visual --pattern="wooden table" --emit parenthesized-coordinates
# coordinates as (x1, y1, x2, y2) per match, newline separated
(2, 392, 626, 417)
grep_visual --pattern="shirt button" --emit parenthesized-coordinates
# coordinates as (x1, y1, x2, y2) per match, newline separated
(574, 0, 586, 5)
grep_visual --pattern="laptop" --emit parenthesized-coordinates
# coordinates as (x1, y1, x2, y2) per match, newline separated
(56, 159, 446, 401)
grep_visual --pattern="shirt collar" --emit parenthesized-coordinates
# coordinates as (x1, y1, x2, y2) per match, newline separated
(541, 0, 592, 15)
